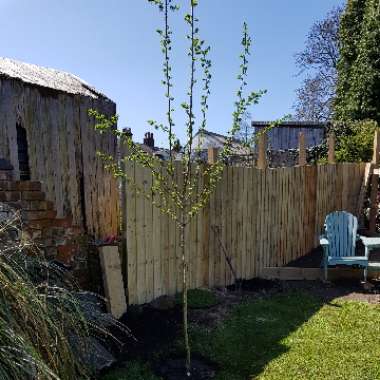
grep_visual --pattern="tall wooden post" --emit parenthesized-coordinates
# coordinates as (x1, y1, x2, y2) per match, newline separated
(369, 129, 380, 234)
(298, 132, 306, 166)
(257, 133, 267, 169)
(120, 128, 132, 280)
(372, 129, 380, 165)
(369, 174, 379, 234)
(208, 147, 219, 165)
(328, 132, 335, 164)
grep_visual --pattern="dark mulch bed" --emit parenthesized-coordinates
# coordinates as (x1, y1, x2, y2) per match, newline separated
(119, 304, 182, 361)
(156, 356, 216, 380)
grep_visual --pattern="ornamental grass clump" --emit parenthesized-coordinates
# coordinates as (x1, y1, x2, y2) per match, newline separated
(0, 212, 128, 380)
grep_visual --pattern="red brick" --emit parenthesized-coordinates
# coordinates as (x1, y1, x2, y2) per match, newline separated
(0, 191, 21, 202)
(53, 217, 73, 228)
(56, 244, 77, 265)
(0, 181, 18, 191)
(27, 219, 55, 229)
(0, 171, 12, 181)
(21, 191, 46, 201)
(17, 200, 54, 211)
(66, 226, 83, 236)
(46, 201, 54, 210)
(22, 210, 57, 221)
(16, 181, 42, 191)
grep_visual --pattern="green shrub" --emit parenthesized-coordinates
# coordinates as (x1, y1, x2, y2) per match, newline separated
(334, 120, 378, 162)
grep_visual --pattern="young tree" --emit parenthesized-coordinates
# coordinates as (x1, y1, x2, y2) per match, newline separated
(334, 0, 380, 124)
(293, 6, 343, 121)
(91, 0, 265, 375)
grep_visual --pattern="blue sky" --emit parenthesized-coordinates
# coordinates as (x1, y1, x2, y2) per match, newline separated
(0, 0, 344, 147)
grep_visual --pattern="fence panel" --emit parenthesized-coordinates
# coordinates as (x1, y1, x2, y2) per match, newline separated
(123, 163, 366, 305)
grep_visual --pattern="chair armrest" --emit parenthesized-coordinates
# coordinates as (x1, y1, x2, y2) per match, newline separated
(320, 236, 329, 266)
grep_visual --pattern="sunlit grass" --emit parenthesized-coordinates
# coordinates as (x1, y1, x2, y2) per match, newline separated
(192, 292, 380, 380)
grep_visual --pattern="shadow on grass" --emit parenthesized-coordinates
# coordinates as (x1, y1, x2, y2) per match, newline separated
(190, 281, 371, 380)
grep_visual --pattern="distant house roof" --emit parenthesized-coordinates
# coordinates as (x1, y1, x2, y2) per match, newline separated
(136, 143, 175, 161)
(0, 57, 110, 100)
(193, 130, 250, 155)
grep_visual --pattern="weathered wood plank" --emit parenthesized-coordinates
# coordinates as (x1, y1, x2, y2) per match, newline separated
(99, 245, 127, 318)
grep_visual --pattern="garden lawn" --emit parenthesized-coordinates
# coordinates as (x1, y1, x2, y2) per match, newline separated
(102, 291, 380, 380)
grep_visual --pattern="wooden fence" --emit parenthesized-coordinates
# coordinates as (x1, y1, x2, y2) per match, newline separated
(122, 162, 367, 305)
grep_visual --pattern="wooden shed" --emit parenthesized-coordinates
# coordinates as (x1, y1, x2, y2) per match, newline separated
(0, 58, 119, 238)
(252, 121, 327, 150)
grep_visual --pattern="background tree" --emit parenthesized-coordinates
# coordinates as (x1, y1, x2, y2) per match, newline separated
(334, 0, 380, 124)
(293, 6, 343, 121)
(235, 111, 254, 146)
(91, 0, 265, 375)
(333, 120, 378, 162)
(173, 138, 182, 152)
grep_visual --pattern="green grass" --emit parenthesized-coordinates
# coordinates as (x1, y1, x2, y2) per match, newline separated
(192, 292, 380, 380)
(101, 291, 380, 380)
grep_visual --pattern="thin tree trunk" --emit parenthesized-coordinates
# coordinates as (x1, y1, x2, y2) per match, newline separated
(180, 221, 191, 376)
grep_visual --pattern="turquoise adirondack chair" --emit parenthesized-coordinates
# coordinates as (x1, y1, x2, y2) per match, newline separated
(320, 211, 368, 281)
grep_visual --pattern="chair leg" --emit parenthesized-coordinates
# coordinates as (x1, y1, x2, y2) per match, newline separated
(364, 267, 368, 282)
(324, 262, 328, 282)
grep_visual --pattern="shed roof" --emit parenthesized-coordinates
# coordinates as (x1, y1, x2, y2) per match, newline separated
(251, 121, 327, 129)
(0, 57, 111, 100)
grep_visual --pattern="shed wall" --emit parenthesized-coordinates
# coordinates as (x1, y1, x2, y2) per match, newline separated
(0, 77, 119, 238)
(255, 126, 325, 150)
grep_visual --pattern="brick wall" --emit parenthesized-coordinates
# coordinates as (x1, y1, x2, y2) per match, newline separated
(0, 161, 91, 287)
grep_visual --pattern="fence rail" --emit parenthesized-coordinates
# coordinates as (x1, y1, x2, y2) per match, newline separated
(122, 162, 367, 305)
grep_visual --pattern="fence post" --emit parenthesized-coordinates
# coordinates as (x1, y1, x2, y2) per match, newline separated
(208, 147, 219, 165)
(328, 132, 335, 164)
(372, 129, 380, 165)
(298, 132, 306, 166)
(120, 128, 132, 280)
(369, 130, 380, 233)
(257, 133, 267, 169)
(369, 174, 379, 234)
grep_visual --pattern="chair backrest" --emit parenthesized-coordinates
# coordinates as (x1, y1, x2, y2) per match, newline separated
(325, 211, 358, 257)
